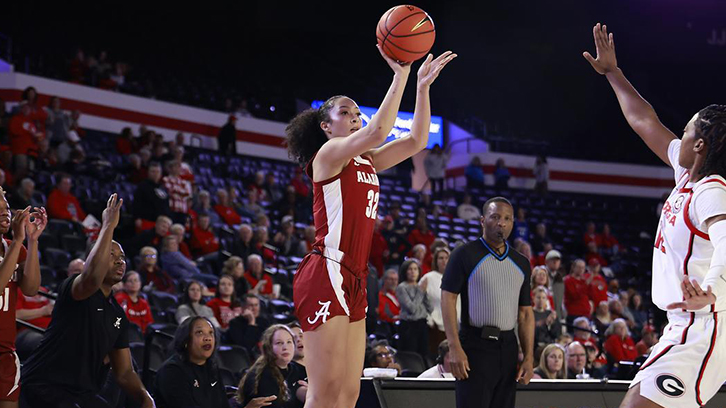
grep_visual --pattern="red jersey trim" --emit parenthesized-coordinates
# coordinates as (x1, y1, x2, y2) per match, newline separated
(695, 312, 718, 406)
(683, 193, 710, 241)
(639, 312, 695, 371)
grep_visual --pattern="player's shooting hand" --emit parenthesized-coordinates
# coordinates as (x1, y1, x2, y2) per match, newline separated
(667, 278, 716, 311)
(377, 44, 412, 77)
(583, 23, 618, 75)
(449, 343, 470, 380)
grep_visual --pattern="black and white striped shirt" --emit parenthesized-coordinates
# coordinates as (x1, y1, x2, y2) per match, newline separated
(442, 238, 531, 331)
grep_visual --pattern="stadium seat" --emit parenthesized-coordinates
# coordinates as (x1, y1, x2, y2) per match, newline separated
(216, 345, 252, 375)
(148, 291, 179, 312)
(38, 232, 59, 250)
(60, 234, 87, 257)
(219, 368, 238, 387)
(146, 344, 167, 372)
(15, 329, 45, 362)
(43, 248, 72, 269)
(128, 323, 144, 343)
(129, 342, 146, 370)
(39, 265, 57, 290)
(396, 351, 427, 377)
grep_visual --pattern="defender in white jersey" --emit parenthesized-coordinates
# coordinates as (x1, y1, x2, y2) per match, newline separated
(585, 23, 726, 408)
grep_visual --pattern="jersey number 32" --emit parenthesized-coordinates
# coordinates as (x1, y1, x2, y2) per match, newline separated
(365, 190, 379, 219)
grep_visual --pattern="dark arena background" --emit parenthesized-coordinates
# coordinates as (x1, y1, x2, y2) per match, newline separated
(1, 1, 726, 407)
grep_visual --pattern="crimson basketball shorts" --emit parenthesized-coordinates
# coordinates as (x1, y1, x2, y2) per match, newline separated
(631, 311, 726, 408)
(293, 249, 367, 332)
(0, 351, 20, 401)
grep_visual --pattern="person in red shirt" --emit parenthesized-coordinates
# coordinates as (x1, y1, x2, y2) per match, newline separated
(410, 244, 431, 275)
(582, 221, 601, 248)
(0, 202, 46, 405)
(563, 259, 592, 324)
(214, 188, 241, 226)
(47, 174, 86, 223)
(205, 274, 243, 330)
(115, 127, 135, 155)
(289, 167, 309, 199)
(407, 215, 435, 268)
(114, 271, 154, 334)
(585, 241, 608, 267)
(377, 269, 400, 324)
(172, 146, 194, 183)
(162, 159, 192, 225)
(243, 254, 275, 298)
(8, 103, 44, 179)
(16, 287, 54, 330)
(585, 258, 608, 309)
(572, 316, 607, 368)
(635, 326, 659, 356)
(603, 318, 638, 364)
(137, 246, 176, 294)
(252, 226, 276, 264)
(597, 223, 621, 259)
(369, 219, 389, 278)
(190, 213, 219, 258)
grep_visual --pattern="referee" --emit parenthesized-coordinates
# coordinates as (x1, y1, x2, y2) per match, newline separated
(441, 197, 534, 408)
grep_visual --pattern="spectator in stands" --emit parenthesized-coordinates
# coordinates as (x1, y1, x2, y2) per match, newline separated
(419, 247, 452, 356)
(16, 287, 54, 330)
(566, 341, 589, 379)
(175, 280, 220, 328)
(465, 156, 485, 190)
(603, 318, 637, 364)
(206, 274, 243, 330)
(289, 167, 309, 200)
(252, 226, 277, 264)
(423, 144, 448, 198)
(301, 225, 315, 254)
(192, 190, 222, 226)
(369, 219, 389, 277)
(237, 325, 307, 408)
(457, 193, 480, 221)
(190, 213, 220, 258)
(557, 333, 573, 348)
(46, 96, 71, 147)
(593, 300, 612, 336)
(9, 178, 43, 210)
(56, 131, 84, 166)
(544, 249, 565, 319)
(248, 171, 266, 200)
(240, 189, 265, 220)
(635, 325, 658, 356)
(133, 161, 171, 231)
(418, 340, 454, 378)
(153, 316, 230, 408)
(585, 258, 608, 308)
(512, 208, 530, 242)
(378, 268, 400, 324)
(628, 293, 647, 330)
(564, 259, 591, 325)
(572, 316, 607, 369)
(244, 254, 275, 298)
(114, 271, 154, 334)
(530, 266, 554, 309)
(129, 215, 171, 256)
(585, 241, 608, 267)
(409, 243, 430, 275)
(231, 223, 254, 261)
(273, 215, 304, 257)
(66, 258, 85, 277)
(607, 279, 620, 301)
(533, 155, 549, 195)
(274, 185, 303, 222)
(408, 215, 435, 266)
(170, 223, 193, 259)
(532, 344, 566, 379)
(218, 115, 237, 155)
(531, 223, 551, 254)
(163, 159, 192, 225)
(137, 246, 175, 294)
(532, 287, 560, 347)
(517, 240, 535, 268)
(583, 221, 600, 247)
(116, 127, 135, 155)
(222, 255, 251, 297)
(126, 154, 146, 184)
(172, 146, 194, 183)
(47, 173, 86, 223)
(288, 323, 305, 367)
(9, 102, 43, 178)
(365, 340, 402, 375)
(264, 172, 283, 204)
(598, 223, 621, 259)
(214, 188, 242, 226)
(227, 294, 271, 357)
(493, 158, 511, 191)
(608, 298, 636, 330)
(160, 235, 201, 280)
(396, 259, 432, 358)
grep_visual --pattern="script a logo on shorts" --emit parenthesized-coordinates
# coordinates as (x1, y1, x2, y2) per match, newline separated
(656, 374, 685, 398)
(307, 301, 332, 325)
(114, 317, 122, 329)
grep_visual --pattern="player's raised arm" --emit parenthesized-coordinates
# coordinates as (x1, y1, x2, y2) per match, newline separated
(72, 194, 122, 300)
(369, 51, 457, 171)
(583, 23, 676, 166)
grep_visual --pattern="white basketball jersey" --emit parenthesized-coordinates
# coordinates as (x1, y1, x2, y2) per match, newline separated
(652, 140, 726, 312)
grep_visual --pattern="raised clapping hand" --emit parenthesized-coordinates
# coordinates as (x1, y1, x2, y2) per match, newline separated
(583, 23, 618, 75)
(377, 44, 412, 77)
(667, 278, 717, 311)
(11, 207, 31, 243)
(417, 51, 457, 88)
(26, 207, 48, 241)
(102, 193, 123, 230)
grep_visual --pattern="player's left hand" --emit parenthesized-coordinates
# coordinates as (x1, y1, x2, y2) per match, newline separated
(667, 278, 717, 310)
(417, 51, 457, 88)
(516, 357, 534, 385)
(26, 207, 48, 242)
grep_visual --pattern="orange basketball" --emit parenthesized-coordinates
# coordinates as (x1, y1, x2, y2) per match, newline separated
(376, 5, 436, 63)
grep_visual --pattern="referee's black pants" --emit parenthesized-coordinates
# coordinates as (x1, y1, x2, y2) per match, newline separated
(456, 327, 518, 408)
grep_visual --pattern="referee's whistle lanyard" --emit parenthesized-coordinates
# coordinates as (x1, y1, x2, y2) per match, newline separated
(479, 237, 508, 257)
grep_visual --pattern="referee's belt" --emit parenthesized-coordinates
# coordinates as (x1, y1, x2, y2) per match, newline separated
(461, 324, 515, 342)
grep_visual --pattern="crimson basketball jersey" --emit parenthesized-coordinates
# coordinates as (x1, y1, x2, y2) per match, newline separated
(652, 140, 726, 312)
(0, 238, 29, 353)
(306, 155, 379, 279)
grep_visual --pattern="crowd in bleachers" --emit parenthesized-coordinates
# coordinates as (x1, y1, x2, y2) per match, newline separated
(2, 81, 666, 404)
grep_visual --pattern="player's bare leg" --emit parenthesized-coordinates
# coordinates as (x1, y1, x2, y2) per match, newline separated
(619, 383, 664, 408)
(0, 400, 18, 408)
(303, 315, 351, 408)
(335, 319, 366, 408)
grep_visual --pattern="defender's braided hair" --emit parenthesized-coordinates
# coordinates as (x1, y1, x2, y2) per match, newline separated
(696, 104, 726, 178)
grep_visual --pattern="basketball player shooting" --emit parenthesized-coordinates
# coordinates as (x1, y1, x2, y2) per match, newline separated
(584, 23, 726, 408)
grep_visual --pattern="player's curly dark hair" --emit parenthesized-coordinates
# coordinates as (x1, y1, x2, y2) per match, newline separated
(696, 104, 726, 179)
(237, 325, 295, 403)
(285, 95, 346, 167)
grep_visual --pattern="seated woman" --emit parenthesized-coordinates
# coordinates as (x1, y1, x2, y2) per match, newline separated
(532, 343, 567, 379)
(153, 316, 229, 407)
(236, 325, 308, 408)
(603, 318, 638, 365)
(206, 275, 244, 330)
(114, 271, 154, 334)
(175, 280, 221, 329)
(364, 340, 402, 376)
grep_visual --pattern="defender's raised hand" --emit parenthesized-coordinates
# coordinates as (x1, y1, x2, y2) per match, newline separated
(583, 23, 618, 75)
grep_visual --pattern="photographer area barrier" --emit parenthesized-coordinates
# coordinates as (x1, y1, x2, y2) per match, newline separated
(355, 378, 726, 408)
